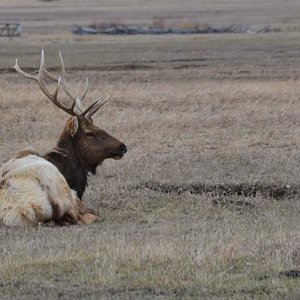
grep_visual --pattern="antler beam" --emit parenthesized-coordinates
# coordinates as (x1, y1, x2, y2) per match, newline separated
(14, 50, 109, 119)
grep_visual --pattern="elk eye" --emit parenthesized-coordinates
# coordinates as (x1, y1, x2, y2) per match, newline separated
(101, 136, 106, 141)
(86, 132, 94, 138)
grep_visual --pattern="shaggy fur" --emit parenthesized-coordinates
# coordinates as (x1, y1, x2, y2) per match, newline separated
(0, 154, 98, 227)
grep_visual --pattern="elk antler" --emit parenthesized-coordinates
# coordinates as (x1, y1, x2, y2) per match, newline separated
(13, 50, 109, 119)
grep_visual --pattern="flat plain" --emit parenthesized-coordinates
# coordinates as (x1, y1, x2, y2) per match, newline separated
(2, 0, 300, 299)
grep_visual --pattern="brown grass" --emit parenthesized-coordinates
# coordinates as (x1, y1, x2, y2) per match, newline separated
(1, 1, 300, 299)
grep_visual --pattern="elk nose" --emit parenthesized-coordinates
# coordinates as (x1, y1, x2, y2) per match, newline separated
(120, 144, 127, 154)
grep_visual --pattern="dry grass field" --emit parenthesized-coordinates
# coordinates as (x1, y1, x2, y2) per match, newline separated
(2, 1, 300, 299)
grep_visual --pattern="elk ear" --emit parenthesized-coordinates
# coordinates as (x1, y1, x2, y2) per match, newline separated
(67, 116, 79, 137)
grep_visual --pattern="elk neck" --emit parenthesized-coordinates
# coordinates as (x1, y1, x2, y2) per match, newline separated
(43, 130, 90, 200)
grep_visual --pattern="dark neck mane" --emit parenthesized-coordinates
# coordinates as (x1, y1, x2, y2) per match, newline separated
(43, 132, 89, 199)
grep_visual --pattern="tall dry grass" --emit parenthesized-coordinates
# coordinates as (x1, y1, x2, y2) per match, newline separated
(1, 69, 300, 298)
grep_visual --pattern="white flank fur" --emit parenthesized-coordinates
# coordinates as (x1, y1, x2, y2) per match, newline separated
(0, 155, 78, 227)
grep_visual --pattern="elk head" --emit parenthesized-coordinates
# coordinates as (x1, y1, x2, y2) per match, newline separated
(14, 50, 127, 173)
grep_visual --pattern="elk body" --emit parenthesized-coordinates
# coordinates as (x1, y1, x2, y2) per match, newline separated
(0, 50, 127, 227)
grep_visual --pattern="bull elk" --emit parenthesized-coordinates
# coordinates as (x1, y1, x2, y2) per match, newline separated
(0, 50, 127, 227)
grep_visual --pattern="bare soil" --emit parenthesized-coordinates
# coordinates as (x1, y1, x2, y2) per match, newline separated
(136, 181, 299, 199)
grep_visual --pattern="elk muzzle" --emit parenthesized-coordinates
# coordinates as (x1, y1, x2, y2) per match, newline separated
(110, 143, 127, 160)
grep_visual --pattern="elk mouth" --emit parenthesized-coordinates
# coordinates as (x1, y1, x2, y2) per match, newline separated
(110, 152, 124, 160)
(110, 144, 127, 160)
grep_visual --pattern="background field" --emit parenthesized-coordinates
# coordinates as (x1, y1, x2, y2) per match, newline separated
(1, 0, 300, 299)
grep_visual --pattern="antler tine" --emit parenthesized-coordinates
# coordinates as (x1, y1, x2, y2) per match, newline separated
(58, 51, 78, 101)
(42, 68, 57, 81)
(38, 51, 89, 114)
(58, 52, 89, 111)
(14, 50, 61, 103)
(84, 94, 110, 119)
(40, 51, 76, 101)
(14, 50, 109, 120)
(79, 77, 89, 102)
(41, 52, 88, 106)
(14, 58, 38, 81)
(14, 50, 76, 117)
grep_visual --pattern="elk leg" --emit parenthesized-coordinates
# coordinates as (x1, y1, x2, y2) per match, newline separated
(58, 207, 81, 226)
(73, 199, 99, 225)
(55, 200, 99, 226)
(75, 198, 99, 216)
(79, 213, 98, 225)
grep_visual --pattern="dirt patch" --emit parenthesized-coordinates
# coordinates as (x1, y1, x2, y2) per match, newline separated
(279, 270, 300, 278)
(136, 182, 298, 200)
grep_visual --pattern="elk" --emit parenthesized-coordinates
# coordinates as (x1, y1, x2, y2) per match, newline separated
(0, 50, 127, 227)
